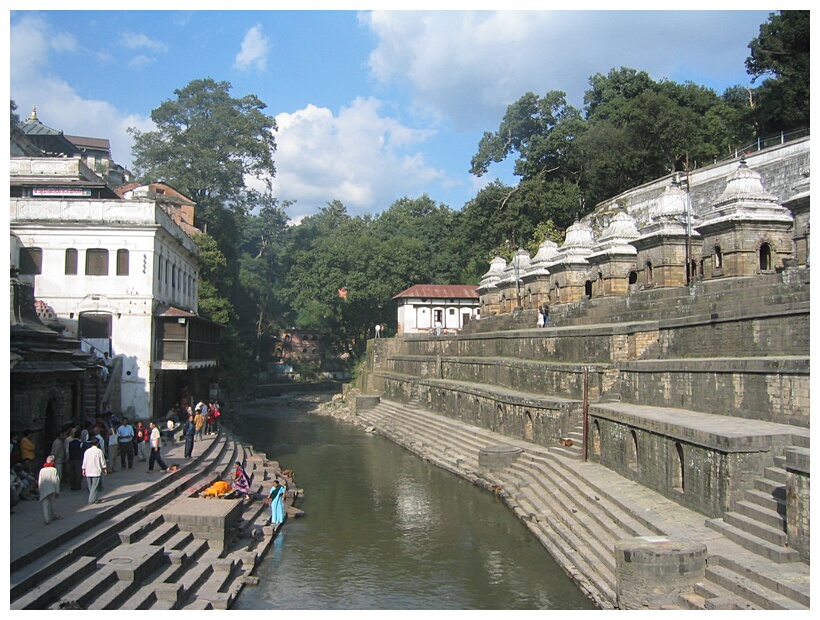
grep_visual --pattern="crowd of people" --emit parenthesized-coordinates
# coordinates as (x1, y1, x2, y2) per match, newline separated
(10, 395, 224, 524)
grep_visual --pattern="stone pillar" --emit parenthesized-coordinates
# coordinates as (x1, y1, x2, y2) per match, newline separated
(614, 537, 707, 609)
(478, 444, 522, 471)
(785, 447, 810, 563)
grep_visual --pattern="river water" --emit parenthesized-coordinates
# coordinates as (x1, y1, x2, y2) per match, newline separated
(230, 397, 597, 610)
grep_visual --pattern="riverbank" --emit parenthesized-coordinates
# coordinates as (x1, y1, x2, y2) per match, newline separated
(9, 428, 301, 610)
(343, 395, 810, 610)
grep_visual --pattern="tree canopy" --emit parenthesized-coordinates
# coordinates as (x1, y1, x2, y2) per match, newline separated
(745, 10, 810, 134)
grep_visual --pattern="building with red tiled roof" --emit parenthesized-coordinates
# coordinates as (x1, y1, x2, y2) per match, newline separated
(392, 284, 479, 335)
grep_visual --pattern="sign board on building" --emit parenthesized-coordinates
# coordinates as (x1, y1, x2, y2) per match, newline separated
(32, 188, 93, 197)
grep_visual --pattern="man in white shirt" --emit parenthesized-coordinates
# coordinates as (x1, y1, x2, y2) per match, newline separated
(81, 438, 107, 504)
(148, 421, 170, 473)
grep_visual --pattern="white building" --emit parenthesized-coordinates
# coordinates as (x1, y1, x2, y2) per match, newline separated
(393, 284, 480, 335)
(10, 156, 219, 420)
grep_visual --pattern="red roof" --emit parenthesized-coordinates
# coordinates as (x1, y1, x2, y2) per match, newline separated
(392, 284, 478, 300)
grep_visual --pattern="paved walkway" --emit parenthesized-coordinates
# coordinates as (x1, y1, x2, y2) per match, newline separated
(10, 433, 219, 568)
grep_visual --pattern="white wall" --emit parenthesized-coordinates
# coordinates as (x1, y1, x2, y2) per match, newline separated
(10, 197, 201, 419)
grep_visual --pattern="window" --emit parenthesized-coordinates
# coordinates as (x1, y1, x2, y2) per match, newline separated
(65, 249, 78, 275)
(85, 249, 109, 275)
(116, 249, 129, 276)
(172, 265, 177, 289)
(759, 243, 773, 271)
(19, 247, 43, 275)
(158, 257, 163, 281)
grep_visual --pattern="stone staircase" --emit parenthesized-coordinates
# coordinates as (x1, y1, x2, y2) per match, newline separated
(704, 447, 807, 565)
(10, 430, 292, 610)
(355, 398, 810, 610)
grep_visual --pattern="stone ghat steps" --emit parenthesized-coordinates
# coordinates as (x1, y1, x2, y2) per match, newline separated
(464, 272, 809, 334)
(50, 457, 276, 611)
(358, 399, 809, 610)
(11, 430, 231, 591)
(556, 281, 809, 328)
(10, 434, 281, 611)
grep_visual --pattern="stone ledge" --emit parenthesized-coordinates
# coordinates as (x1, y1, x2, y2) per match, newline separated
(590, 402, 807, 453)
(785, 447, 810, 474)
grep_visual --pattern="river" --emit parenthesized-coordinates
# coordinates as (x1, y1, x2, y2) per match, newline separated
(230, 395, 597, 610)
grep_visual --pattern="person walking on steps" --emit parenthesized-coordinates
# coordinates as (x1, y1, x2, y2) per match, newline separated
(147, 421, 170, 473)
(82, 438, 107, 504)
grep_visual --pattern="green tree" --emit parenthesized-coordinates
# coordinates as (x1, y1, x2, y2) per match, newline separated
(128, 78, 278, 231)
(128, 78, 280, 385)
(746, 10, 810, 134)
(235, 193, 290, 363)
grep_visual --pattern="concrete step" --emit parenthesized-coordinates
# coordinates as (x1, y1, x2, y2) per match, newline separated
(46, 566, 118, 610)
(711, 554, 810, 608)
(743, 488, 786, 513)
(86, 577, 142, 610)
(693, 580, 758, 610)
(704, 518, 799, 564)
(734, 499, 786, 531)
(754, 477, 786, 501)
(763, 466, 788, 485)
(11, 555, 99, 610)
(724, 511, 787, 546)
(705, 564, 808, 610)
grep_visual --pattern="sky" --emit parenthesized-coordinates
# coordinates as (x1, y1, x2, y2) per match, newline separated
(7, 5, 787, 223)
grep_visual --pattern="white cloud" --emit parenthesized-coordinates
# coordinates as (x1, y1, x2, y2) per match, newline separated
(361, 10, 764, 129)
(234, 24, 270, 72)
(10, 14, 152, 169)
(272, 98, 445, 220)
(128, 54, 157, 69)
(121, 32, 168, 53)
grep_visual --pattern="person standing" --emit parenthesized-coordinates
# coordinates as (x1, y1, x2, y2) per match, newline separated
(134, 421, 147, 462)
(374, 323, 381, 338)
(38, 455, 61, 524)
(50, 429, 67, 485)
(265, 479, 286, 531)
(211, 401, 221, 435)
(182, 414, 196, 458)
(147, 421, 169, 473)
(193, 408, 205, 440)
(117, 417, 135, 469)
(81, 438, 107, 504)
(66, 432, 84, 491)
(206, 406, 215, 436)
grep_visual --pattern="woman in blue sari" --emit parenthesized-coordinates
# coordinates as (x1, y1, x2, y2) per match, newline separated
(265, 479, 286, 529)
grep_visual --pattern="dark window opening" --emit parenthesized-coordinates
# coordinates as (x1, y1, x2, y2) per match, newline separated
(65, 248, 78, 275)
(19, 247, 43, 275)
(116, 249, 129, 276)
(85, 249, 109, 276)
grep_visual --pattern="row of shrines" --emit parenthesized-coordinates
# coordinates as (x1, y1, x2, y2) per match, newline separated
(479, 157, 809, 316)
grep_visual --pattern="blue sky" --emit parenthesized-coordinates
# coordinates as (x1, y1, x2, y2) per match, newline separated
(8, 6, 781, 223)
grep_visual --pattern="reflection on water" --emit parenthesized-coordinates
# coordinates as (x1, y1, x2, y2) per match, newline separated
(230, 400, 597, 610)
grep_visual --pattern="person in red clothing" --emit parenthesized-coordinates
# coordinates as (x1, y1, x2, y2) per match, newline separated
(135, 421, 150, 462)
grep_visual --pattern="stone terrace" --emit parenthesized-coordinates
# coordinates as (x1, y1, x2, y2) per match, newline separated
(359, 266, 809, 609)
